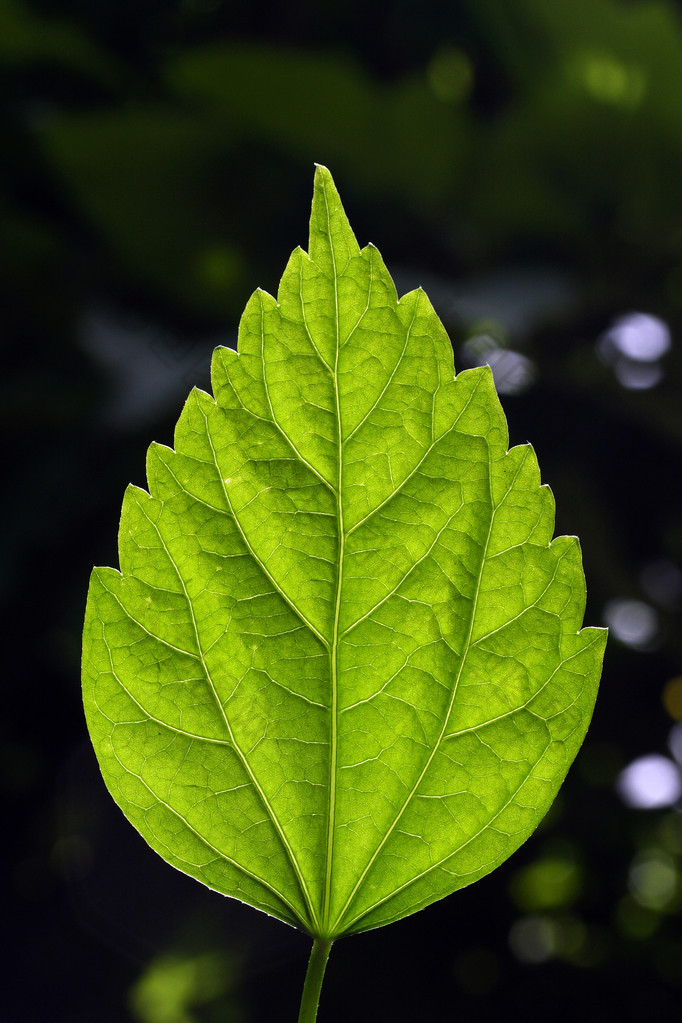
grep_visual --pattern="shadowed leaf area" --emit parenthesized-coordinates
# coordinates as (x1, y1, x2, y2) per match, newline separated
(82, 167, 605, 941)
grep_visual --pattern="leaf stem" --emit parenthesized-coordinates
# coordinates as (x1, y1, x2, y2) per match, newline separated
(297, 937, 333, 1023)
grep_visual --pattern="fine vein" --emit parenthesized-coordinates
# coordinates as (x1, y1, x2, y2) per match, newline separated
(135, 494, 320, 933)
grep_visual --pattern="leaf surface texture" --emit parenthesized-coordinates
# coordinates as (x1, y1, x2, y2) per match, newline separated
(82, 167, 605, 938)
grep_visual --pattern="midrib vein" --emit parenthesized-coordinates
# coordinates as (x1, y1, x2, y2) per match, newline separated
(323, 177, 343, 934)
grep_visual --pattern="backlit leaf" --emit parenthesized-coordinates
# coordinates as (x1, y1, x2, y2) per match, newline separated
(82, 166, 605, 940)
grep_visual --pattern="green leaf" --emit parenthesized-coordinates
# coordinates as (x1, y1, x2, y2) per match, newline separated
(82, 166, 605, 941)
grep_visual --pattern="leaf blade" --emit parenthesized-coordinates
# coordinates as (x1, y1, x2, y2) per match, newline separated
(82, 165, 605, 940)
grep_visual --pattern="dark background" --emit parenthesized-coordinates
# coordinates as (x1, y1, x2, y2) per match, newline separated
(3, 1, 682, 1020)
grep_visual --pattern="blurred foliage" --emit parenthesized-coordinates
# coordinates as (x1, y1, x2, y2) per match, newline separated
(130, 949, 243, 1023)
(3, 1, 682, 1021)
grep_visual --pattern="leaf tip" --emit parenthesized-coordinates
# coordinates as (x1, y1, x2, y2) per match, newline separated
(309, 163, 360, 266)
(313, 164, 336, 201)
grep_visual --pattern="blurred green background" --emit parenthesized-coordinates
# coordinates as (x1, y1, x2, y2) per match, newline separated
(3, 0, 682, 1020)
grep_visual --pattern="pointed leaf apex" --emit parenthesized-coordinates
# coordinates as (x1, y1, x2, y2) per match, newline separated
(313, 164, 333, 191)
(309, 165, 360, 269)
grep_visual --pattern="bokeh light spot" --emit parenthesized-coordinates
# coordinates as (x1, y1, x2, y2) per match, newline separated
(597, 312, 671, 390)
(510, 856, 581, 912)
(461, 335, 536, 395)
(577, 53, 646, 107)
(509, 915, 558, 963)
(130, 951, 231, 1023)
(616, 754, 682, 809)
(603, 598, 658, 648)
(605, 313, 670, 361)
(628, 849, 679, 910)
